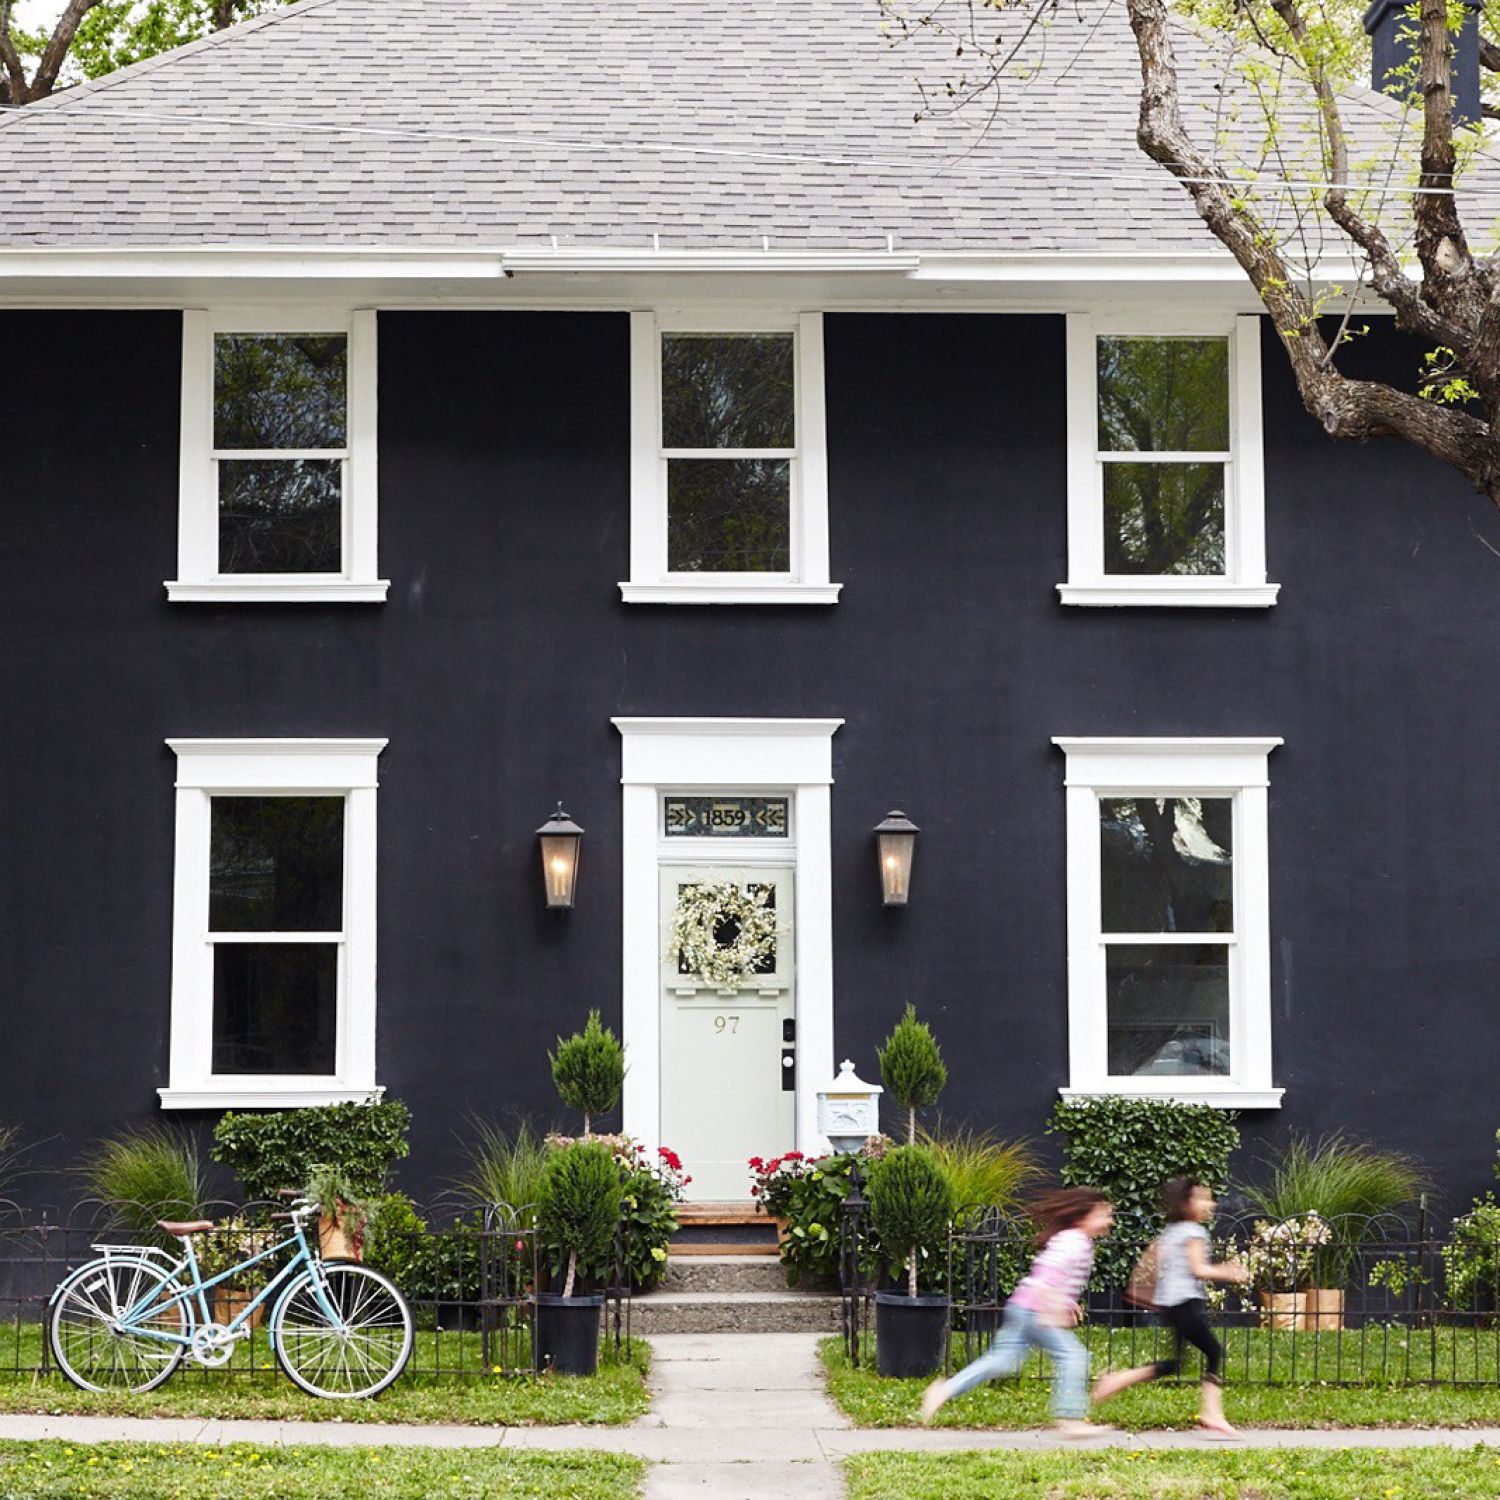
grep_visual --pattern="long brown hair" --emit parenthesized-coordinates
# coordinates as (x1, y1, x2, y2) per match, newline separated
(1030, 1187, 1110, 1245)
(1163, 1177, 1200, 1224)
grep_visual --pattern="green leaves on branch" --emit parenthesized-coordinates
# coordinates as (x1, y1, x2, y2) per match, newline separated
(868, 1144, 954, 1298)
(539, 1140, 622, 1298)
(878, 1005, 947, 1144)
(550, 1010, 626, 1135)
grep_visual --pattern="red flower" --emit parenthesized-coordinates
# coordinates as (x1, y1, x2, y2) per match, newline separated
(750, 1186, 760, 1196)
(784, 1150, 804, 1161)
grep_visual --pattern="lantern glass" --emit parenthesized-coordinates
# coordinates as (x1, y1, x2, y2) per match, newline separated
(540, 835, 579, 907)
(877, 828, 916, 904)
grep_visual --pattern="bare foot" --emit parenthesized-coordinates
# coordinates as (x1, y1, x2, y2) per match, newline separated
(1197, 1420, 1240, 1440)
(1054, 1420, 1113, 1441)
(920, 1377, 949, 1425)
(1091, 1370, 1131, 1404)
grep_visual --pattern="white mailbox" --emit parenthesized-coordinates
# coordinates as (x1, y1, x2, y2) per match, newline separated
(817, 1060, 883, 1154)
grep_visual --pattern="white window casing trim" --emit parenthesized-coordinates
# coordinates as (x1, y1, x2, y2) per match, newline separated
(160, 737, 387, 1110)
(1053, 736, 1284, 1108)
(1060, 313, 1277, 608)
(621, 310, 840, 605)
(612, 717, 842, 1155)
(166, 307, 389, 603)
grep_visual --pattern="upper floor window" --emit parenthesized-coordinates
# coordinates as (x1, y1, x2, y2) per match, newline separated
(167, 310, 388, 603)
(1053, 736, 1283, 1108)
(160, 738, 386, 1109)
(1060, 315, 1277, 608)
(623, 311, 840, 605)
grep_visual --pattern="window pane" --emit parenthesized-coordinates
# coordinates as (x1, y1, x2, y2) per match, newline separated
(661, 334, 795, 449)
(211, 796, 344, 932)
(667, 458, 790, 572)
(1103, 462, 1224, 576)
(214, 334, 347, 450)
(1097, 337, 1229, 452)
(1100, 796, 1232, 933)
(1107, 944, 1230, 1076)
(213, 943, 338, 1075)
(219, 459, 342, 574)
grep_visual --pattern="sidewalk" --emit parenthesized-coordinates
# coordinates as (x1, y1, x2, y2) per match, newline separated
(2, 1334, 1499, 1497)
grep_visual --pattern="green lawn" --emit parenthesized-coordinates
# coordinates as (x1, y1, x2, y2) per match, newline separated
(0, 1441, 643, 1499)
(845, 1447, 1500, 1499)
(822, 1336, 1500, 1429)
(0, 1325, 649, 1426)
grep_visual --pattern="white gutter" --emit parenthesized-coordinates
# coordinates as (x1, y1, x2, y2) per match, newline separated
(0, 247, 512, 279)
(498, 248, 923, 273)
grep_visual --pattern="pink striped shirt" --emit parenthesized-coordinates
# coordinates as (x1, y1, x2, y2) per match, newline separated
(1008, 1227, 1094, 1313)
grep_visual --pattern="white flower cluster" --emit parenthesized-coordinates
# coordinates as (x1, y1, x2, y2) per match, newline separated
(666, 879, 780, 987)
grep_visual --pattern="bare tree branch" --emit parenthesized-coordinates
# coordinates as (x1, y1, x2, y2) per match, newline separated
(30, 0, 104, 101)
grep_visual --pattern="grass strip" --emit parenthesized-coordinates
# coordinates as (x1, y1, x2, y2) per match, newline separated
(821, 1337, 1500, 1429)
(846, 1446, 1500, 1499)
(0, 1441, 644, 1499)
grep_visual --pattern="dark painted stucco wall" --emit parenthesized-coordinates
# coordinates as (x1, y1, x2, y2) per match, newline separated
(3, 307, 1498, 1210)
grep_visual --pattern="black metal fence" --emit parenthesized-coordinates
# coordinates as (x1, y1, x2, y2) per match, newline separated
(842, 1204, 1500, 1385)
(0, 1198, 632, 1380)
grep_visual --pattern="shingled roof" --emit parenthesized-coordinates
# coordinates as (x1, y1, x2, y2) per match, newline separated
(0, 0, 1488, 255)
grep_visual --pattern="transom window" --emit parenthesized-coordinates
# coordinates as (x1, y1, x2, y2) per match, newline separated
(168, 310, 387, 603)
(624, 311, 839, 605)
(1054, 737, 1282, 1108)
(1061, 315, 1277, 608)
(162, 738, 386, 1109)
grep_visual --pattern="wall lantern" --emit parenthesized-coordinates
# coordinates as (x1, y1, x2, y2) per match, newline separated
(874, 810, 919, 906)
(817, 1059, 884, 1154)
(536, 803, 584, 909)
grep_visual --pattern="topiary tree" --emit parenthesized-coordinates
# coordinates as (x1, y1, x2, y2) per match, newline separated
(867, 1144, 955, 1298)
(538, 1140, 622, 1297)
(550, 1010, 625, 1136)
(878, 1004, 948, 1144)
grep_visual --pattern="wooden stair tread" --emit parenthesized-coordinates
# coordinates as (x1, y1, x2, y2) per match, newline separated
(676, 1202, 773, 1226)
(669, 1243, 778, 1258)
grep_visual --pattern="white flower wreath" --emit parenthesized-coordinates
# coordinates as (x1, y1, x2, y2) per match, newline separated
(666, 879, 781, 987)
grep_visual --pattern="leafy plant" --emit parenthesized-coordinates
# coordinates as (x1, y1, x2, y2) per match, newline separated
(194, 1217, 271, 1300)
(1441, 1195, 1500, 1312)
(1237, 1213, 1334, 1293)
(81, 1126, 214, 1245)
(1049, 1095, 1240, 1288)
(1243, 1133, 1425, 1225)
(868, 1144, 954, 1298)
(878, 1005, 948, 1144)
(750, 1146, 886, 1287)
(453, 1117, 550, 1216)
(211, 1099, 411, 1204)
(615, 1143, 687, 1291)
(538, 1141, 622, 1297)
(918, 1122, 1038, 1213)
(549, 1011, 625, 1135)
(304, 1163, 377, 1256)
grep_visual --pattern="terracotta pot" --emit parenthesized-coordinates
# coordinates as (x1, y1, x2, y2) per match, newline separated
(211, 1287, 265, 1330)
(1260, 1288, 1344, 1330)
(318, 1213, 361, 1262)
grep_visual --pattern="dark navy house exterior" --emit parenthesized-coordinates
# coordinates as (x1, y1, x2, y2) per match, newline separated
(3, 0, 1498, 1208)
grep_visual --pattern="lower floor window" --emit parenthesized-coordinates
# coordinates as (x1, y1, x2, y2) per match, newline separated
(160, 738, 386, 1109)
(1054, 737, 1283, 1108)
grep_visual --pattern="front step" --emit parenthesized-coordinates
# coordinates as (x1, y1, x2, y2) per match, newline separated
(628, 1290, 841, 1335)
(661, 1254, 786, 1293)
(671, 1201, 779, 1255)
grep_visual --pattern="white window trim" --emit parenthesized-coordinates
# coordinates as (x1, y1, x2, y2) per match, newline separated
(166, 307, 389, 604)
(159, 737, 387, 1110)
(612, 717, 842, 1153)
(621, 310, 841, 605)
(1053, 736, 1284, 1109)
(1059, 313, 1278, 608)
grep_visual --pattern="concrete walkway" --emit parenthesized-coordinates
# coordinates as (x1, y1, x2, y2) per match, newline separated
(3, 1333, 1500, 1496)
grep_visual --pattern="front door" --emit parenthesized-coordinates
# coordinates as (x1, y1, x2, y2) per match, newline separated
(659, 864, 796, 1201)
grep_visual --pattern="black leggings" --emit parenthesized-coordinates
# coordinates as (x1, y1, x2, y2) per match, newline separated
(1151, 1298, 1223, 1383)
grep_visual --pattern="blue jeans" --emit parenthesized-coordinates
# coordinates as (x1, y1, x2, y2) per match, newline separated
(945, 1302, 1090, 1419)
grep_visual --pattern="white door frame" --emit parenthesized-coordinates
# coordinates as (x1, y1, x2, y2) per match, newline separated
(612, 717, 843, 1162)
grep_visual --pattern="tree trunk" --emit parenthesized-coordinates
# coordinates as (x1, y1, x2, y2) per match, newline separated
(907, 1244, 918, 1299)
(907, 1106, 915, 1146)
(563, 1248, 577, 1299)
(583, 1112, 591, 1137)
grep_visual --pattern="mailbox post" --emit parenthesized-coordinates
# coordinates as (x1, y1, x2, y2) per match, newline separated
(817, 1061, 883, 1366)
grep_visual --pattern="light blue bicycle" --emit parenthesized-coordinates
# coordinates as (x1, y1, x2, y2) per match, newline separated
(47, 1194, 413, 1398)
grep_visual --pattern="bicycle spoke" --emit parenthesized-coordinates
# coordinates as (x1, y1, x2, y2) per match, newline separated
(272, 1265, 412, 1399)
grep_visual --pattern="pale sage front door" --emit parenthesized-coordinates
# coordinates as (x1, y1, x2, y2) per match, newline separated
(659, 864, 796, 1201)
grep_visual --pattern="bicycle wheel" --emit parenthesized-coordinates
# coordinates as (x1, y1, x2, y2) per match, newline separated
(271, 1262, 413, 1398)
(49, 1258, 189, 1393)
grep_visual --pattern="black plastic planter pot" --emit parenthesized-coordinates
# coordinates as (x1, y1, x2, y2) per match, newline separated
(534, 1293, 605, 1375)
(874, 1291, 950, 1378)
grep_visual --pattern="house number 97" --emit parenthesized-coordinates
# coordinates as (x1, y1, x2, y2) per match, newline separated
(714, 1015, 740, 1035)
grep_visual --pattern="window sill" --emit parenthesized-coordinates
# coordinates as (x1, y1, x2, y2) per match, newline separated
(165, 580, 391, 604)
(1057, 583, 1280, 608)
(619, 581, 842, 606)
(1059, 1085, 1283, 1110)
(158, 1085, 385, 1109)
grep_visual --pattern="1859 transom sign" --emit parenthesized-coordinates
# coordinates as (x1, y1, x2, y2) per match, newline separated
(664, 796, 788, 838)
